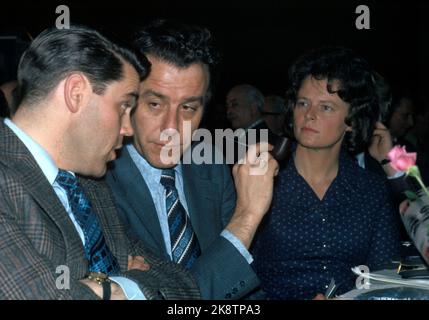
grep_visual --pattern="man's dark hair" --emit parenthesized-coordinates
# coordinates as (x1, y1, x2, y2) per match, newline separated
(15, 25, 149, 108)
(0, 89, 10, 118)
(386, 87, 416, 123)
(284, 46, 379, 155)
(133, 19, 218, 103)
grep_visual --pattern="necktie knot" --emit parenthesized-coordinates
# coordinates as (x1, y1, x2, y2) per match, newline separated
(160, 168, 176, 190)
(55, 169, 78, 190)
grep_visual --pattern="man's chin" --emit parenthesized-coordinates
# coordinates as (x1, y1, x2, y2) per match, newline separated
(78, 168, 106, 179)
(90, 164, 108, 179)
(146, 154, 179, 169)
(147, 149, 181, 168)
(151, 159, 178, 169)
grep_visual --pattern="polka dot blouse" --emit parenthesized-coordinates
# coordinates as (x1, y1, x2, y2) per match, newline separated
(252, 149, 401, 300)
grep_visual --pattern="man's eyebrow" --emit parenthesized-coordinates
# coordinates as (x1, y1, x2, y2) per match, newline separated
(125, 91, 139, 99)
(182, 96, 204, 104)
(141, 90, 204, 105)
(141, 90, 167, 100)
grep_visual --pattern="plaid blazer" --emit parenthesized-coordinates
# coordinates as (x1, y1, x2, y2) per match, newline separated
(0, 120, 200, 300)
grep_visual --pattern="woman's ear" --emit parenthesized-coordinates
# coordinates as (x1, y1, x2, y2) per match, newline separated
(63, 73, 90, 113)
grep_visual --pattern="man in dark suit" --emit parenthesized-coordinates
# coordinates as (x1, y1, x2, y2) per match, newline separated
(225, 84, 280, 164)
(0, 25, 200, 300)
(106, 20, 278, 300)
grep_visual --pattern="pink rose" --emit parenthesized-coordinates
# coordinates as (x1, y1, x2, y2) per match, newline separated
(387, 145, 417, 172)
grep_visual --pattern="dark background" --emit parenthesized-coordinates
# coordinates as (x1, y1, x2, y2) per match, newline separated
(1, 0, 427, 106)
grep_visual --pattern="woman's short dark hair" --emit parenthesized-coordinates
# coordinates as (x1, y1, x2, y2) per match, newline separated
(133, 19, 219, 103)
(285, 46, 379, 155)
(16, 25, 149, 108)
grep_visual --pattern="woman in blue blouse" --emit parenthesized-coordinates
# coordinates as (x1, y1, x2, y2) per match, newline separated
(252, 47, 401, 300)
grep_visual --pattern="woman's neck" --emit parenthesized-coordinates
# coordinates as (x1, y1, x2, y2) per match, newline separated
(294, 144, 341, 199)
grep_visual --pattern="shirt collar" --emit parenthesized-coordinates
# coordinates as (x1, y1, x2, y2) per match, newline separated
(355, 152, 366, 169)
(127, 143, 182, 183)
(282, 147, 361, 206)
(4, 118, 59, 185)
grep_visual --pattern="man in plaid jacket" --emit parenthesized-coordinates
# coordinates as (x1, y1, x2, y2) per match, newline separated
(0, 25, 200, 300)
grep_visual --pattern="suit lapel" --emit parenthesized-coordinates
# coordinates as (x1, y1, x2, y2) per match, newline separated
(181, 163, 219, 250)
(79, 177, 129, 271)
(113, 148, 167, 257)
(0, 122, 87, 277)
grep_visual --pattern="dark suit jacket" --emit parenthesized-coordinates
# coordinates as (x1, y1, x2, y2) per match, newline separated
(363, 151, 419, 242)
(105, 144, 260, 299)
(364, 152, 419, 204)
(0, 120, 200, 299)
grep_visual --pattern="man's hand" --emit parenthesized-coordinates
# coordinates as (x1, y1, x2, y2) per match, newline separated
(368, 121, 400, 177)
(399, 199, 410, 215)
(227, 143, 279, 248)
(79, 278, 127, 300)
(128, 255, 150, 271)
(368, 121, 393, 162)
(110, 282, 127, 300)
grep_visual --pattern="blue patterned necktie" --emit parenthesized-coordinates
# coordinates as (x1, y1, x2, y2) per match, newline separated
(55, 170, 120, 275)
(160, 169, 201, 268)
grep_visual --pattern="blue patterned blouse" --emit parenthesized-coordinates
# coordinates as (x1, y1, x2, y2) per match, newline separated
(252, 149, 401, 300)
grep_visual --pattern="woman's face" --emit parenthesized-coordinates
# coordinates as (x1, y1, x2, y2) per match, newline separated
(293, 76, 352, 151)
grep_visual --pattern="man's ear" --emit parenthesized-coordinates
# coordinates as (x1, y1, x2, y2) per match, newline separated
(63, 73, 91, 113)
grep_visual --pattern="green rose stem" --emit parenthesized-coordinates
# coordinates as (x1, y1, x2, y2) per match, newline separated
(407, 165, 429, 198)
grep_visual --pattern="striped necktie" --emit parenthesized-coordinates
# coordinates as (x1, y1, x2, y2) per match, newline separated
(55, 169, 120, 275)
(160, 168, 201, 268)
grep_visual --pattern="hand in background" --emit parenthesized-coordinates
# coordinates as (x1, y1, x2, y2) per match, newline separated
(369, 121, 401, 177)
(368, 121, 393, 163)
(128, 255, 150, 271)
(79, 278, 126, 300)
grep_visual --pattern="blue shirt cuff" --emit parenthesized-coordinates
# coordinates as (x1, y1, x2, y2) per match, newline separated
(387, 170, 405, 179)
(221, 229, 254, 264)
(110, 276, 146, 300)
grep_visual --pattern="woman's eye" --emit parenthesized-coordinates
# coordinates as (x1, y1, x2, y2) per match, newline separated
(322, 105, 333, 112)
(296, 101, 308, 108)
